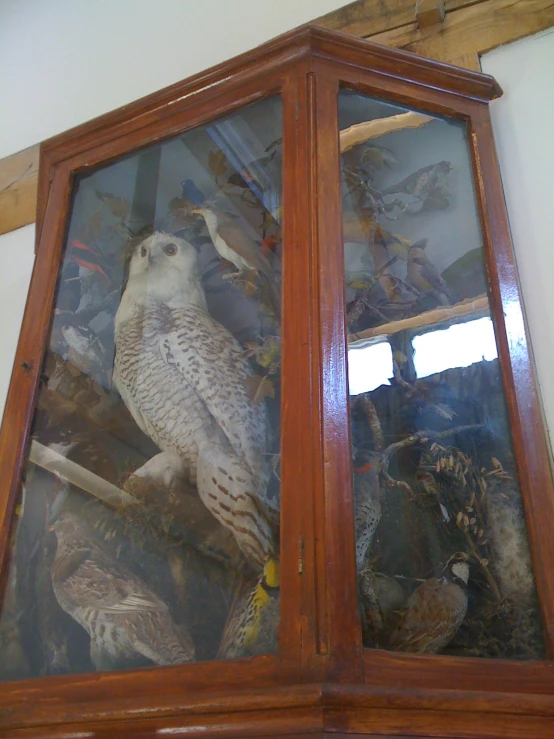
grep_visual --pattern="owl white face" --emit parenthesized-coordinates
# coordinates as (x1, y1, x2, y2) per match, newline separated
(129, 232, 198, 280)
(124, 232, 206, 310)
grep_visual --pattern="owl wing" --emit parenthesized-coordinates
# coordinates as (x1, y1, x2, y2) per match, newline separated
(159, 306, 268, 482)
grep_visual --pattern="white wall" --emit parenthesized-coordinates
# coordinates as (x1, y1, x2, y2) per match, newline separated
(0, 226, 36, 418)
(482, 28, 554, 447)
(0, 0, 347, 159)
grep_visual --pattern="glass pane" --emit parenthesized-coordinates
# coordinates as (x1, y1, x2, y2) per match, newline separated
(340, 89, 545, 660)
(0, 96, 282, 679)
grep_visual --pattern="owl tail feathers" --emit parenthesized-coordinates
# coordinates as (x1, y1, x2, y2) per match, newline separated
(196, 443, 276, 571)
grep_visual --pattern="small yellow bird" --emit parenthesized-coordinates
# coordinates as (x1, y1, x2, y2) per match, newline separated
(407, 240, 453, 305)
(217, 558, 280, 658)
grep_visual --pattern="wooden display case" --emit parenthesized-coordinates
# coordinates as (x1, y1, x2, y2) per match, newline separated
(1, 24, 554, 739)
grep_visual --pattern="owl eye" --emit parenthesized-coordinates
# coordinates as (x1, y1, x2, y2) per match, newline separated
(164, 243, 178, 256)
(140, 246, 147, 257)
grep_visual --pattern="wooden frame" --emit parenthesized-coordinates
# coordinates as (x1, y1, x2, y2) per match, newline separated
(1, 25, 554, 738)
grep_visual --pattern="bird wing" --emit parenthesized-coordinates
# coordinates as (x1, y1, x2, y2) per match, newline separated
(412, 257, 449, 294)
(391, 579, 456, 653)
(55, 547, 168, 614)
(218, 221, 273, 277)
(159, 306, 268, 483)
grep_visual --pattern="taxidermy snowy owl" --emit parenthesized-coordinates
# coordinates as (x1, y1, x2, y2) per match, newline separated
(113, 232, 275, 569)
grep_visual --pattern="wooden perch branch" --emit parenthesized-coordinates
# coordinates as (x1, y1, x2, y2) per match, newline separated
(29, 440, 136, 509)
(29, 441, 243, 566)
(382, 424, 484, 466)
(340, 111, 433, 153)
(348, 294, 489, 343)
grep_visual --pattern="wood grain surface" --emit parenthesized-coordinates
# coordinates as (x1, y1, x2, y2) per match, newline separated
(0, 146, 39, 236)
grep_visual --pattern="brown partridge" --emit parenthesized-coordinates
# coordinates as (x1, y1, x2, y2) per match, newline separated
(51, 512, 195, 670)
(389, 552, 469, 654)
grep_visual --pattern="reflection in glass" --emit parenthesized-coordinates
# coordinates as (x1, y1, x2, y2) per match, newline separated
(413, 317, 498, 379)
(341, 90, 545, 659)
(348, 339, 392, 396)
(0, 97, 282, 679)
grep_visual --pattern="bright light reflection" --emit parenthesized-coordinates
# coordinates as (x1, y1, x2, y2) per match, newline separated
(413, 317, 498, 379)
(348, 340, 392, 396)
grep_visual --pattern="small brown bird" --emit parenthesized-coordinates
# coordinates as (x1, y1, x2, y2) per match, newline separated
(192, 205, 280, 314)
(51, 512, 195, 670)
(407, 240, 453, 306)
(353, 452, 382, 571)
(389, 552, 470, 654)
(359, 568, 407, 640)
(382, 160, 453, 207)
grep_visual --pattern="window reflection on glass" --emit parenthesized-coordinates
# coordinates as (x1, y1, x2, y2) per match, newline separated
(341, 89, 545, 660)
(348, 339, 392, 396)
(0, 96, 282, 680)
(413, 317, 498, 379)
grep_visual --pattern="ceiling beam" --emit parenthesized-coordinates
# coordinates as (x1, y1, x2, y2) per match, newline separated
(416, 0, 446, 28)
(0, 145, 39, 237)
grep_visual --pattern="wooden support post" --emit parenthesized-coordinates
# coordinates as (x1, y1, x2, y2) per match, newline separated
(415, 0, 446, 28)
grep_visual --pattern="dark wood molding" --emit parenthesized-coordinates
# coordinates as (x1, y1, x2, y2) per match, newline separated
(3, 682, 554, 736)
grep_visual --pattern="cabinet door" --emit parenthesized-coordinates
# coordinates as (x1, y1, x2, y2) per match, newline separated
(0, 95, 285, 681)
(338, 88, 545, 661)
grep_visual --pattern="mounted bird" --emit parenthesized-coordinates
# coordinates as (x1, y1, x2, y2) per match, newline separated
(191, 204, 281, 315)
(389, 552, 470, 654)
(113, 232, 278, 573)
(407, 239, 454, 306)
(50, 512, 195, 669)
(353, 451, 382, 572)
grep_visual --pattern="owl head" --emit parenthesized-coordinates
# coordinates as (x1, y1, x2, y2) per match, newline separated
(124, 232, 206, 310)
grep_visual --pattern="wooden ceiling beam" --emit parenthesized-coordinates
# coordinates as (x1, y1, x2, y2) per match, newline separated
(368, 0, 554, 62)
(0, 145, 39, 237)
(416, 0, 446, 29)
(315, 0, 474, 38)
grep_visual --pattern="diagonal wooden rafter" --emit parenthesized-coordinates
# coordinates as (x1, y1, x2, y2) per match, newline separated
(370, 0, 554, 61)
(1, 0, 553, 238)
(0, 145, 39, 237)
(315, 0, 476, 38)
